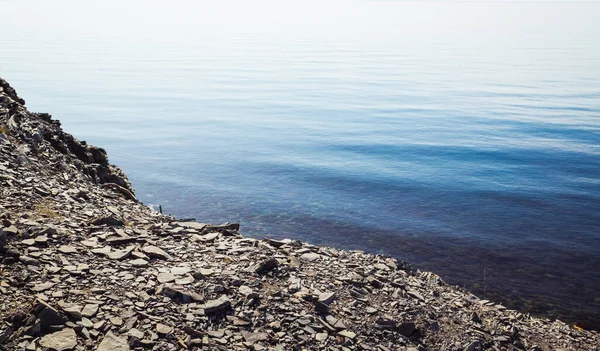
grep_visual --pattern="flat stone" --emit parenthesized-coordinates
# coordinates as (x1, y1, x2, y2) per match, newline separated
(108, 246, 134, 260)
(255, 258, 279, 274)
(81, 304, 99, 318)
(318, 292, 336, 305)
(338, 330, 356, 339)
(79, 317, 93, 328)
(238, 285, 253, 296)
(142, 245, 171, 260)
(128, 328, 145, 339)
(22, 238, 36, 246)
(97, 331, 130, 351)
(110, 316, 123, 326)
(91, 246, 112, 256)
(157, 272, 176, 283)
(300, 253, 320, 261)
(61, 305, 82, 319)
(156, 323, 173, 335)
(129, 258, 148, 267)
(241, 331, 269, 343)
(32, 281, 55, 292)
(204, 295, 231, 313)
(315, 332, 328, 341)
(38, 328, 77, 351)
(171, 266, 192, 275)
(58, 245, 77, 254)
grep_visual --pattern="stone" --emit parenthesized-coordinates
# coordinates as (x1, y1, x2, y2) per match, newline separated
(38, 328, 77, 351)
(338, 330, 356, 339)
(81, 304, 99, 318)
(300, 252, 320, 261)
(61, 305, 82, 319)
(204, 296, 231, 313)
(57, 245, 77, 254)
(142, 245, 171, 260)
(32, 282, 55, 292)
(129, 258, 148, 267)
(318, 291, 336, 305)
(91, 215, 124, 227)
(128, 328, 145, 339)
(241, 331, 269, 343)
(157, 272, 176, 283)
(255, 258, 279, 274)
(97, 331, 130, 351)
(156, 323, 173, 335)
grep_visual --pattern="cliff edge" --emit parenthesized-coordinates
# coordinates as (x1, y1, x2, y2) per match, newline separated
(1, 78, 599, 351)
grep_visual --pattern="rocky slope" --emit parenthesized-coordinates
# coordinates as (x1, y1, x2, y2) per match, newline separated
(1, 77, 599, 351)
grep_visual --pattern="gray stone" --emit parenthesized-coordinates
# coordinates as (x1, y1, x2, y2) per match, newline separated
(204, 296, 231, 313)
(129, 258, 148, 267)
(57, 245, 77, 254)
(255, 258, 279, 274)
(157, 272, 176, 283)
(156, 323, 173, 335)
(142, 245, 171, 260)
(81, 304, 99, 318)
(300, 252, 320, 261)
(32, 281, 55, 292)
(38, 328, 77, 351)
(97, 331, 130, 351)
(318, 291, 336, 305)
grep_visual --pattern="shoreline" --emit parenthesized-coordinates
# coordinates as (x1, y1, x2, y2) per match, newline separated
(1, 77, 599, 350)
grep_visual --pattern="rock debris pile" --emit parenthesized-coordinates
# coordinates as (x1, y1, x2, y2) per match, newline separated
(1, 77, 599, 350)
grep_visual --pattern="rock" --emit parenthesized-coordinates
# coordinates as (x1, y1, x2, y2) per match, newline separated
(241, 331, 269, 343)
(300, 252, 320, 261)
(129, 258, 148, 267)
(81, 304, 99, 318)
(38, 328, 78, 351)
(318, 291, 336, 305)
(163, 285, 204, 302)
(61, 305, 82, 319)
(338, 330, 356, 339)
(142, 245, 171, 260)
(57, 245, 77, 254)
(156, 323, 173, 335)
(315, 332, 328, 341)
(128, 328, 145, 339)
(204, 296, 231, 313)
(255, 258, 279, 274)
(97, 331, 130, 351)
(91, 215, 124, 226)
(157, 272, 176, 283)
(32, 281, 55, 292)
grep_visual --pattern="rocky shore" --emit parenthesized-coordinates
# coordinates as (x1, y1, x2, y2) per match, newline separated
(1, 77, 599, 351)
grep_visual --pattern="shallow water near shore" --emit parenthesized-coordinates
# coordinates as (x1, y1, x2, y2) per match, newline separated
(3, 1, 600, 329)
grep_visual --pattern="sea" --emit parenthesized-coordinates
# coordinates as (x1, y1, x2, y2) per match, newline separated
(2, 0, 600, 329)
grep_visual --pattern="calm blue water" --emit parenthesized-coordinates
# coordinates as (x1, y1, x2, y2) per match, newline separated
(3, 0, 600, 328)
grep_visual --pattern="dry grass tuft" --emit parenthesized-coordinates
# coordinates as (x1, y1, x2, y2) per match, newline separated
(32, 202, 61, 220)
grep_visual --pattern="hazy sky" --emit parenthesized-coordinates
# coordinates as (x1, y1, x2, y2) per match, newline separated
(3, 0, 599, 44)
